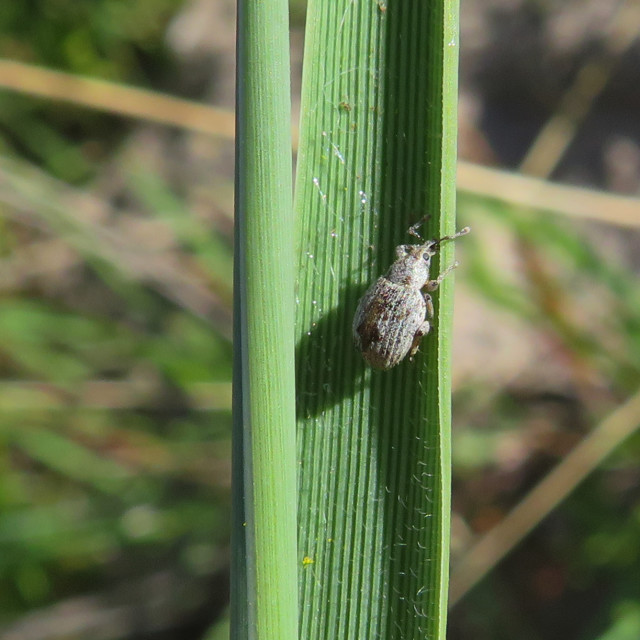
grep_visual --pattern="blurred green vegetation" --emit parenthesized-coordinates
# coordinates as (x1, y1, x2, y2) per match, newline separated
(0, 1, 234, 636)
(0, 1, 639, 639)
(0, 0, 184, 183)
(450, 200, 640, 640)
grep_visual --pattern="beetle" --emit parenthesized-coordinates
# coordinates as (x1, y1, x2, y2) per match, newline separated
(353, 224, 470, 370)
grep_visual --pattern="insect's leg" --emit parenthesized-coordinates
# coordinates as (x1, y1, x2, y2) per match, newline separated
(423, 292, 434, 319)
(424, 261, 459, 292)
(409, 320, 431, 358)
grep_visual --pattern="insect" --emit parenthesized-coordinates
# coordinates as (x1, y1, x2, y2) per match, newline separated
(353, 223, 470, 370)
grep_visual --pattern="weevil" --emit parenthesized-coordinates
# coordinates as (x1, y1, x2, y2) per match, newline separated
(353, 224, 470, 370)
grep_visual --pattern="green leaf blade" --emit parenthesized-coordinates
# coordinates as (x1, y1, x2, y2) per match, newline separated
(295, 1, 460, 638)
(232, 0, 299, 638)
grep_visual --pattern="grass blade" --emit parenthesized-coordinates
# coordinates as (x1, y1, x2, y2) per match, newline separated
(231, 0, 298, 638)
(294, 1, 460, 638)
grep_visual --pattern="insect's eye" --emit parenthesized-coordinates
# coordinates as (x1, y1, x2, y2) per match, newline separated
(423, 253, 431, 261)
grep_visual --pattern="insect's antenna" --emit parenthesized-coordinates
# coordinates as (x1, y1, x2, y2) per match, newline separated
(407, 215, 432, 241)
(434, 226, 471, 249)
(407, 222, 423, 241)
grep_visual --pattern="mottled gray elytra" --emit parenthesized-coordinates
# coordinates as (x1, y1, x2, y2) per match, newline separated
(353, 225, 470, 370)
